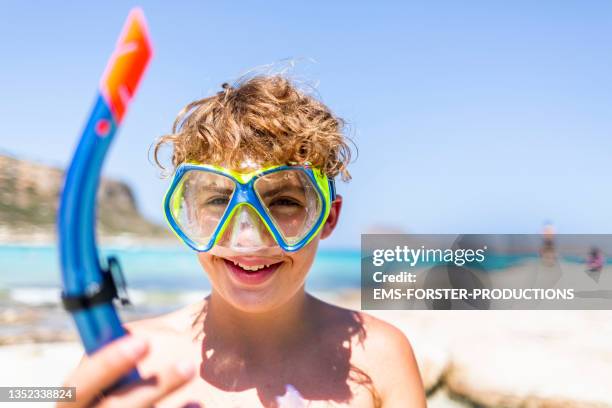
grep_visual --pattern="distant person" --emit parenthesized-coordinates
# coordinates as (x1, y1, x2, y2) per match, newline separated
(539, 222, 557, 266)
(586, 247, 605, 272)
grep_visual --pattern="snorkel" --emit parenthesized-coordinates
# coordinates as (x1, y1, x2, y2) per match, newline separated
(57, 8, 152, 386)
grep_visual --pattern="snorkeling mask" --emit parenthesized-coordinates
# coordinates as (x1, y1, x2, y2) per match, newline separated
(163, 163, 336, 252)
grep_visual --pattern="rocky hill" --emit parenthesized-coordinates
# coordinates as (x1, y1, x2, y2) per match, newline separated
(0, 154, 171, 243)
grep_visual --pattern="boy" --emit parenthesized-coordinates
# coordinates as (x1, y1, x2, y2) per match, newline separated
(61, 75, 426, 407)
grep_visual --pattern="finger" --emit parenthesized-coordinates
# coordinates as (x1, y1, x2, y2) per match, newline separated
(98, 360, 195, 408)
(58, 336, 149, 408)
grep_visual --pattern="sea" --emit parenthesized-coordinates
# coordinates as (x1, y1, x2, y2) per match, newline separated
(0, 245, 362, 343)
(1, 243, 594, 308)
(0, 244, 361, 302)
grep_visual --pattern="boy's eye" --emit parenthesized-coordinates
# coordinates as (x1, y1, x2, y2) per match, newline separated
(269, 197, 303, 208)
(206, 196, 230, 206)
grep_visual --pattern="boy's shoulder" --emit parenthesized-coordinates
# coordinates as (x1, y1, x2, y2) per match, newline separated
(313, 297, 425, 405)
(316, 299, 414, 356)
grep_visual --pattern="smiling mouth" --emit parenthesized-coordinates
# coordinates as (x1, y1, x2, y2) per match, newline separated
(222, 258, 283, 285)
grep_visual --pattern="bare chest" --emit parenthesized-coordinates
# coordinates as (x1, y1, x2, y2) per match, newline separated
(138, 337, 378, 408)
(157, 378, 377, 408)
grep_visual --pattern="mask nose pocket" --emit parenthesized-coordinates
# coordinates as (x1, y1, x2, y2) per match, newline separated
(217, 204, 277, 252)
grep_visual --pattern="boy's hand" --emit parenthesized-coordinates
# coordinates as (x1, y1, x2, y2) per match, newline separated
(57, 336, 194, 408)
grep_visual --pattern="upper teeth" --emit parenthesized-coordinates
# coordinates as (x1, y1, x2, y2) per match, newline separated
(233, 261, 271, 271)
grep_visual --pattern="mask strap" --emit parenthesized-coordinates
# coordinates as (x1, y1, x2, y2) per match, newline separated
(329, 179, 336, 201)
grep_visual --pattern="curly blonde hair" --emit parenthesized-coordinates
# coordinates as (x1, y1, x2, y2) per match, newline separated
(153, 75, 353, 180)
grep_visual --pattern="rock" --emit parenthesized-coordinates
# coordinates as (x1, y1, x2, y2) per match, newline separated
(428, 389, 472, 408)
(369, 310, 612, 407)
(442, 311, 612, 408)
(0, 153, 170, 240)
(0, 307, 41, 324)
(0, 330, 77, 346)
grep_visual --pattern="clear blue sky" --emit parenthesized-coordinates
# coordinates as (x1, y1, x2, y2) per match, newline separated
(1, 1, 611, 248)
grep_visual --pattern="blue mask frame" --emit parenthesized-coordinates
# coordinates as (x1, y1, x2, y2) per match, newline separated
(163, 163, 337, 252)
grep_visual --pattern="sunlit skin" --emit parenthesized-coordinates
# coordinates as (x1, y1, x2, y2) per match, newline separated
(65, 169, 426, 407)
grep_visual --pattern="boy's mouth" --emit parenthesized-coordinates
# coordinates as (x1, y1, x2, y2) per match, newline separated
(222, 257, 283, 285)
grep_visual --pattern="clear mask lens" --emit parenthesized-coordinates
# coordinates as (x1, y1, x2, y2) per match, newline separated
(167, 170, 235, 248)
(254, 169, 322, 245)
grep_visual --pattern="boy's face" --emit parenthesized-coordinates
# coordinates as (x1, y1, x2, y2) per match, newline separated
(197, 197, 342, 313)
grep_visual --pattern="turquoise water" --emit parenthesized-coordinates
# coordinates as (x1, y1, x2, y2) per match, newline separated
(0, 245, 361, 291)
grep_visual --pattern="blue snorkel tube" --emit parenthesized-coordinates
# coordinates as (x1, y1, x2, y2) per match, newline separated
(57, 8, 153, 386)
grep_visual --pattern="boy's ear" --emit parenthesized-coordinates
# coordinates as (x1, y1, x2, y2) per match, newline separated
(320, 195, 342, 240)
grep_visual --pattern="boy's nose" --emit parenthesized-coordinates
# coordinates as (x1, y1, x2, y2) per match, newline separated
(219, 205, 276, 252)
